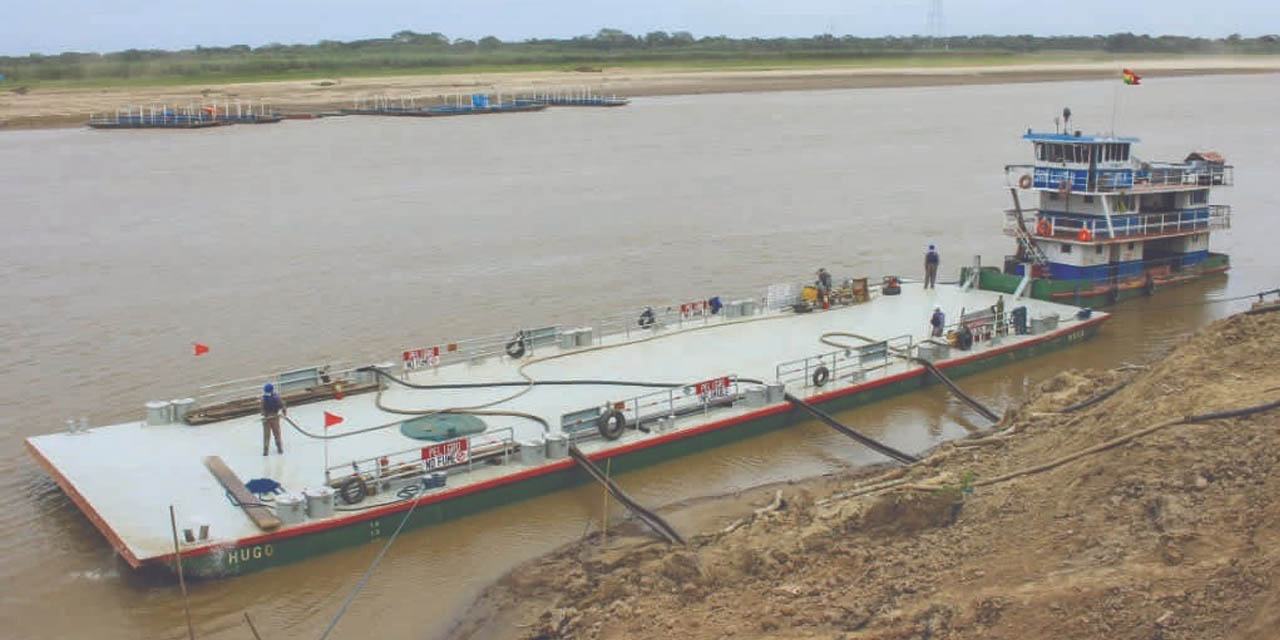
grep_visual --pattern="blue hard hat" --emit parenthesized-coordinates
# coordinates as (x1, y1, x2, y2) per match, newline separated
(263, 383, 274, 393)
(929, 244, 936, 250)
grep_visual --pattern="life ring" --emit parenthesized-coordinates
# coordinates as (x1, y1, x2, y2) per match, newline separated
(1036, 219, 1051, 236)
(811, 365, 830, 387)
(338, 476, 367, 505)
(637, 308, 655, 328)
(505, 334, 526, 359)
(597, 409, 626, 440)
(1017, 174, 1032, 189)
(1077, 227, 1092, 242)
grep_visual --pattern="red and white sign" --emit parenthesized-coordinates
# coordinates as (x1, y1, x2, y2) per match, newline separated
(421, 437, 470, 469)
(403, 346, 441, 370)
(694, 376, 732, 400)
(680, 300, 709, 318)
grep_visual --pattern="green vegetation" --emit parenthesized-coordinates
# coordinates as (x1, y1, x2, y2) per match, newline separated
(3, 29, 1278, 88)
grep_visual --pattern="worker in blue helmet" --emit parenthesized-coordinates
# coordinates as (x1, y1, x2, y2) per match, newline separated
(261, 383, 286, 456)
(924, 244, 940, 289)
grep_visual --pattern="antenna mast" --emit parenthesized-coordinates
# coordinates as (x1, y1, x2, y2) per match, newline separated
(927, 0, 945, 42)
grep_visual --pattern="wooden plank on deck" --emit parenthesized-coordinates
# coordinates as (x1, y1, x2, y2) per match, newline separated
(203, 456, 281, 531)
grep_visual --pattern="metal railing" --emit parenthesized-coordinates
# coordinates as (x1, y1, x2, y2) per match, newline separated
(1004, 206, 1230, 241)
(560, 376, 742, 436)
(775, 335, 912, 387)
(1006, 163, 1234, 192)
(325, 426, 517, 486)
(195, 362, 370, 407)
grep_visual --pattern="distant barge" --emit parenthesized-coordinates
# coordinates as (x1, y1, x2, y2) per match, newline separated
(343, 94, 547, 118)
(28, 278, 1105, 578)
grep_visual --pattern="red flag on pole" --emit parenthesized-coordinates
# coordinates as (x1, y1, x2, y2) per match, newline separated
(324, 411, 344, 428)
(193, 343, 210, 356)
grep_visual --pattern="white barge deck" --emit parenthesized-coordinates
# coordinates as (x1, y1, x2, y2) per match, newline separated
(26, 282, 1107, 576)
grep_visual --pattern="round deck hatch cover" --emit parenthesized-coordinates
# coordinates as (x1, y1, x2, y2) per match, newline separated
(399, 413, 487, 441)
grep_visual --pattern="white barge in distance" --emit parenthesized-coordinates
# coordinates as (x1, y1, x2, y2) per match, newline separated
(26, 280, 1108, 577)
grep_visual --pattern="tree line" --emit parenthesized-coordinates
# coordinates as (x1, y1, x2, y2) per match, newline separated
(3, 29, 1278, 83)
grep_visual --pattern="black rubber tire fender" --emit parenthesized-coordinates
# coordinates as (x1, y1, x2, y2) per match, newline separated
(597, 409, 626, 440)
(505, 338, 526, 359)
(338, 476, 368, 505)
(812, 365, 831, 387)
(637, 310, 655, 328)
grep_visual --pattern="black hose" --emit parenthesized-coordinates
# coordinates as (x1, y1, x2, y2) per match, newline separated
(1059, 382, 1128, 413)
(1180, 396, 1280, 423)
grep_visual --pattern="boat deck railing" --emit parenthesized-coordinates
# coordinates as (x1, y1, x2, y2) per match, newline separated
(1007, 163, 1233, 192)
(187, 275, 877, 420)
(1005, 205, 1230, 241)
(325, 426, 517, 486)
(775, 334, 911, 388)
(559, 375, 742, 437)
(196, 363, 369, 406)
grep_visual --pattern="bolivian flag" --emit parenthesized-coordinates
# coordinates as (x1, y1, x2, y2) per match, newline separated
(1122, 68, 1141, 85)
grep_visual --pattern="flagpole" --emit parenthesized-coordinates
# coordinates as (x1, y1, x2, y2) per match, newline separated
(1110, 80, 1120, 136)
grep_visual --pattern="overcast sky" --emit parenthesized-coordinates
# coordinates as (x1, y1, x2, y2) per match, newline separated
(3, 0, 1277, 56)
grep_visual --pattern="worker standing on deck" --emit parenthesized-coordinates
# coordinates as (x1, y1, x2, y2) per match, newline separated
(924, 244, 940, 289)
(262, 383, 286, 456)
(816, 268, 833, 308)
(930, 307, 945, 338)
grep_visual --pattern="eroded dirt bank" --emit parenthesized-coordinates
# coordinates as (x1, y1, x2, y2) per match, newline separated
(454, 307, 1280, 640)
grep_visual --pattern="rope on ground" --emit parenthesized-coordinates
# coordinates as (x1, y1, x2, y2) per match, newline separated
(903, 395, 1280, 493)
(316, 479, 426, 640)
(1107, 287, 1280, 313)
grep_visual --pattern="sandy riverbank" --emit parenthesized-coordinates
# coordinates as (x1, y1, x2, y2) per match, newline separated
(2, 56, 1279, 130)
(452, 303, 1280, 640)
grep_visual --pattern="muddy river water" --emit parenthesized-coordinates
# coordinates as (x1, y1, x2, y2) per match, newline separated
(1, 74, 1277, 639)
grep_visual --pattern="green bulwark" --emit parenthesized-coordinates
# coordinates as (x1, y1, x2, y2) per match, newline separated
(172, 319, 1105, 578)
(960, 252, 1229, 308)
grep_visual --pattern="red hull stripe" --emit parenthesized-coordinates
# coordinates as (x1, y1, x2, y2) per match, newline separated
(25, 440, 144, 568)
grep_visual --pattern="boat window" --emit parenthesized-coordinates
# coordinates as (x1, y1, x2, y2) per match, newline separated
(1035, 143, 1045, 161)
(1061, 243, 1072, 254)
(1128, 242, 1136, 250)
(1190, 190, 1208, 204)
(1084, 195, 1094, 203)
(1049, 144, 1065, 163)
(1120, 144, 1130, 161)
(1048, 192, 1060, 201)
(1095, 245, 1104, 254)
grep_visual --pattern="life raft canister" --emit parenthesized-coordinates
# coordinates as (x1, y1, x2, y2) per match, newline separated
(1036, 219, 1051, 235)
(1017, 174, 1033, 189)
(1077, 227, 1092, 242)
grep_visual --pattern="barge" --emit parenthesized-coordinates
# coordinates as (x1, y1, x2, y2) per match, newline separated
(962, 110, 1233, 307)
(27, 280, 1107, 578)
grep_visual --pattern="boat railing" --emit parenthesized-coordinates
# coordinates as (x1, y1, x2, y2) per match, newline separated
(325, 426, 517, 486)
(1136, 164, 1233, 189)
(1005, 163, 1233, 192)
(559, 375, 742, 437)
(401, 327, 563, 371)
(194, 362, 369, 406)
(1005, 206, 1230, 240)
(774, 334, 911, 388)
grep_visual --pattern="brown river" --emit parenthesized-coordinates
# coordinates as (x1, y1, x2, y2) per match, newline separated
(2, 74, 1277, 639)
